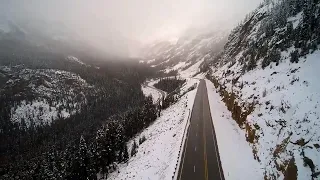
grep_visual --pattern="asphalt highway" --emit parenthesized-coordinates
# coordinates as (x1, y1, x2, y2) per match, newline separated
(177, 79, 225, 180)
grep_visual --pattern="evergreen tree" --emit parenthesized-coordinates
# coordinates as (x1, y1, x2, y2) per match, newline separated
(118, 143, 129, 163)
(290, 50, 299, 63)
(122, 144, 129, 163)
(78, 135, 89, 179)
(130, 141, 138, 157)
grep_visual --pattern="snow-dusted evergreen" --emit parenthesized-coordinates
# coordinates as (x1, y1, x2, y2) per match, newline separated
(0, 48, 156, 179)
(0, 66, 93, 127)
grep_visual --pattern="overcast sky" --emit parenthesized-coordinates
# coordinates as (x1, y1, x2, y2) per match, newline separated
(0, 0, 262, 56)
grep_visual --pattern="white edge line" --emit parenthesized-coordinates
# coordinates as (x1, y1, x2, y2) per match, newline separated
(211, 124, 224, 179)
(205, 79, 224, 179)
(177, 121, 190, 180)
(174, 80, 200, 180)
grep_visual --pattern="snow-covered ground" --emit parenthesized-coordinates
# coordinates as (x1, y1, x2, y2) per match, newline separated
(144, 79, 168, 98)
(107, 79, 199, 180)
(141, 84, 162, 104)
(66, 56, 86, 65)
(163, 61, 189, 73)
(179, 59, 204, 78)
(287, 12, 303, 29)
(205, 79, 263, 180)
(11, 99, 74, 127)
(140, 28, 227, 75)
(147, 59, 156, 64)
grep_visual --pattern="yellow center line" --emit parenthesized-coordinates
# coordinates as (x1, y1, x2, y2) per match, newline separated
(203, 91, 209, 180)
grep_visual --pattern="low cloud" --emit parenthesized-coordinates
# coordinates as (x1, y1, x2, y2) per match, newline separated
(0, 0, 262, 57)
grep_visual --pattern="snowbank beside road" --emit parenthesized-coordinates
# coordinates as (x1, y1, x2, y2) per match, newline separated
(205, 79, 263, 180)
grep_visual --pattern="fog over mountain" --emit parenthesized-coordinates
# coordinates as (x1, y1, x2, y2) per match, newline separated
(0, 0, 262, 57)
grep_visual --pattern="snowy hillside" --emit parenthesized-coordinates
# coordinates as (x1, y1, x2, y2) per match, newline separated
(0, 65, 93, 127)
(141, 30, 228, 75)
(66, 56, 86, 66)
(206, 0, 320, 179)
(141, 84, 162, 104)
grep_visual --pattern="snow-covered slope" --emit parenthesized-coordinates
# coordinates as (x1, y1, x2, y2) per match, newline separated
(66, 56, 86, 66)
(141, 84, 162, 104)
(141, 29, 228, 76)
(0, 65, 93, 127)
(205, 79, 263, 180)
(206, 1, 320, 179)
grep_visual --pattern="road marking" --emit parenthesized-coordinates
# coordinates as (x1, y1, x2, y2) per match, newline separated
(203, 94, 209, 180)
(178, 127, 190, 180)
(211, 124, 224, 180)
(196, 132, 197, 137)
(204, 81, 224, 180)
(178, 80, 202, 180)
(195, 146, 197, 152)
(194, 165, 196, 172)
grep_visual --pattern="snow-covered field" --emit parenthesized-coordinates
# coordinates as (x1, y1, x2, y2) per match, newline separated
(206, 79, 263, 180)
(107, 79, 199, 180)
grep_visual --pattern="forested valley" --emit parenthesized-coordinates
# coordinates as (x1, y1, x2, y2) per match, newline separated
(0, 39, 159, 179)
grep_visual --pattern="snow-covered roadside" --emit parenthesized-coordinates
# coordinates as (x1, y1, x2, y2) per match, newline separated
(141, 85, 162, 104)
(107, 79, 199, 180)
(205, 79, 263, 180)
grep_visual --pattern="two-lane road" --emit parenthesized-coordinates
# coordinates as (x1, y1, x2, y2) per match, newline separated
(177, 79, 225, 180)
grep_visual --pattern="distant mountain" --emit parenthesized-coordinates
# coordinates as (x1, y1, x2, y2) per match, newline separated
(140, 29, 228, 76)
